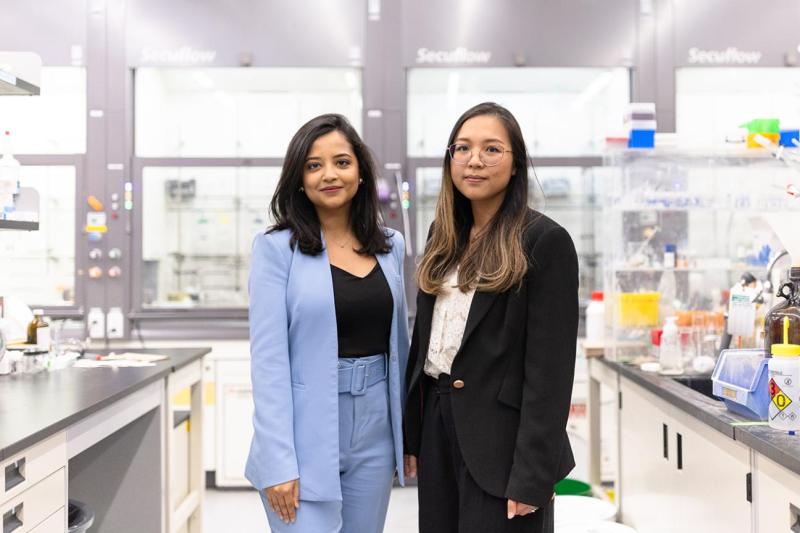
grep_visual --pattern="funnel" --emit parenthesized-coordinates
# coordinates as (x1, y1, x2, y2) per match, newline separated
(764, 213, 800, 267)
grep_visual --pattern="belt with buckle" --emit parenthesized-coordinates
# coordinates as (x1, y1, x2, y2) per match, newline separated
(337, 356, 388, 396)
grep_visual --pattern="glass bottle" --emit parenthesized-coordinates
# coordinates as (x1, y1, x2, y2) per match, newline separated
(658, 244, 677, 326)
(26, 309, 49, 349)
(765, 267, 800, 357)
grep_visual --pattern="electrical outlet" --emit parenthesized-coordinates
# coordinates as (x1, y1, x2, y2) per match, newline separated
(106, 307, 124, 339)
(88, 308, 105, 339)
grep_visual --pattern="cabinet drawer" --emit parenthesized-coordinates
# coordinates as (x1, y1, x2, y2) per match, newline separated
(29, 507, 64, 533)
(1, 469, 66, 533)
(1, 433, 66, 505)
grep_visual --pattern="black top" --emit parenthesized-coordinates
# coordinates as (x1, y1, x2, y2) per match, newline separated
(331, 262, 393, 357)
(0, 347, 211, 461)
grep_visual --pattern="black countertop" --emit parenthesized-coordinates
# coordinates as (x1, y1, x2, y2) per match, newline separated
(598, 357, 800, 477)
(0, 347, 210, 461)
(607, 358, 744, 439)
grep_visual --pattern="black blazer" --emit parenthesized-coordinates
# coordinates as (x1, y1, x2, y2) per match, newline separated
(403, 210, 579, 507)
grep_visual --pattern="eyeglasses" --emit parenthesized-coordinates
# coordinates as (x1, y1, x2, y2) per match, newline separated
(447, 143, 512, 167)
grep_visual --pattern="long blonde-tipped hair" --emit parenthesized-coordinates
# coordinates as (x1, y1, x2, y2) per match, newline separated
(416, 102, 533, 295)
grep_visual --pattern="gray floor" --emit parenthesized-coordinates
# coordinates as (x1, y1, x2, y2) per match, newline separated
(203, 486, 419, 532)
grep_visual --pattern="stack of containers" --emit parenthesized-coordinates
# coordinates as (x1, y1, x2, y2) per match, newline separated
(779, 125, 800, 147)
(625, 103, 656, 148)
(740, 118, 780, 148)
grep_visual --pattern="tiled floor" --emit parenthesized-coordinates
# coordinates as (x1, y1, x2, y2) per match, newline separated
(203, 486, 419, 532)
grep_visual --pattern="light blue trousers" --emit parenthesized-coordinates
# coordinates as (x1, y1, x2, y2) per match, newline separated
(261, 355, 396, 533)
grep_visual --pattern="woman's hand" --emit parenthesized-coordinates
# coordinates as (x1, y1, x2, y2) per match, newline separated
(507, 499, 537, 519)
(265, 479, 300, 524)
(404, 454, 418, 478)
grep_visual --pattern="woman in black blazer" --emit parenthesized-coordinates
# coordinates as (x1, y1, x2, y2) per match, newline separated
(403, 102, 579, 533)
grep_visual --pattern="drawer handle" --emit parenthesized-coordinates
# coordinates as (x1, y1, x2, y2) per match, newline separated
(4, 459, 25, 492)
(3, 503, 23, 533)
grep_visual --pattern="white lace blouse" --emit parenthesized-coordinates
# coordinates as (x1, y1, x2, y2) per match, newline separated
(423, 269, 476, 379)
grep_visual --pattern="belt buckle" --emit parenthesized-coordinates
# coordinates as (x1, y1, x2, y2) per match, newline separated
(350, 361, 368, 396)
(380, 354, 388, 379)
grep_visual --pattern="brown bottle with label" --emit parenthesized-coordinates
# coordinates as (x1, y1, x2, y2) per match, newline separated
(764, 267, 800, 356)
(26, 309, 47, 346)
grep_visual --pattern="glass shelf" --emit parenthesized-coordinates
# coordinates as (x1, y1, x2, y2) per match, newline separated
(601, 149, 796, 363)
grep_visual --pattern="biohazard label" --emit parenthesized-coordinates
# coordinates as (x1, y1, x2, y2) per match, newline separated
(769, 377, 793, 418)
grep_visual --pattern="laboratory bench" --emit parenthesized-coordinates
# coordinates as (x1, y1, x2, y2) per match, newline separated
(586, 353, 800, 532)
(0, 347, 210, 533)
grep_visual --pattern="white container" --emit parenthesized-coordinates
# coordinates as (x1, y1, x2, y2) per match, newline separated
(727, 281, 757, 337)
(767, 356, 800, 430)
(586, 291, 605, 343)
(768, 317, 800, 431)
(559, 523, 637, 533)
(554, 496, 617, 526)
(659, 316, 683, 375)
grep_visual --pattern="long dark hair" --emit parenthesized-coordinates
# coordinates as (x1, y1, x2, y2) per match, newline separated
(268, 114, 391, 256)
(416, 102, 532, 294)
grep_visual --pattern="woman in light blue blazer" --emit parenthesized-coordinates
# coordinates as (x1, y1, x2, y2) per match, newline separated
(246, 114, 410, 533)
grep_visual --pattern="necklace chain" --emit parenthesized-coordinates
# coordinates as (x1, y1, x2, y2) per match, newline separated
(326, 231, 353, 249)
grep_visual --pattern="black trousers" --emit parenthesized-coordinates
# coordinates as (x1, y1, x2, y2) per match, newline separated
(417, 374, 554, 533)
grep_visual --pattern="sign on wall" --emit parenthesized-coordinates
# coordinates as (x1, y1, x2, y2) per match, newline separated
(415, 47, 492, 65)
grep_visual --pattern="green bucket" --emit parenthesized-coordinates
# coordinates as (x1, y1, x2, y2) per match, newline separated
(554, 478, 593, 497)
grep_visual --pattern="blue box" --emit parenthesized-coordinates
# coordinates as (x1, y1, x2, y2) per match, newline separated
(779, 129, 799, 147)
(628, 129, 655, 148)
(712, 349, 770, 420)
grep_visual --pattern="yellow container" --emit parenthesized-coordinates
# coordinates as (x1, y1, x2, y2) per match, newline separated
(746, 132, 780, 148)
(618, 292, 661, 327)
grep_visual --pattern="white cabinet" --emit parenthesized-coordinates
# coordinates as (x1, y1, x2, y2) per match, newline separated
(1, 433, 66, 533)
(0, 469, 66, 533)
(618, 378, 675, 531)
(28, 507, 65, 533)
(215, 359, 254, 487)
(202, 358, 216, 472)
(668, 406, 751, 530)
(754, 452, 800, 532)
(619, 377, 751, 532)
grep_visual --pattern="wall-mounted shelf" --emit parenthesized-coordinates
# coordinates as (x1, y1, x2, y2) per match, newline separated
(0, 220, 39, 231)
(0, 69, 40, 96)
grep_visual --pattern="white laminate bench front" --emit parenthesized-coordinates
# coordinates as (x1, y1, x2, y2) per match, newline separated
(1, 433, 67, 533)
(66, 380, 163, 459)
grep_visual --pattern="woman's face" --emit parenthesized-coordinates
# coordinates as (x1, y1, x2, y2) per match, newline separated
(449, 114, 515, 205)
(302, 130, 360, 215)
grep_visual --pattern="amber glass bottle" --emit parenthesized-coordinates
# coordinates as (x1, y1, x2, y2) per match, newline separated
(765, 268, 800, 356)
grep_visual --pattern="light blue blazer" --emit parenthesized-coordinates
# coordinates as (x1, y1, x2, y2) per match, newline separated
(245, 228, 410, 501)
